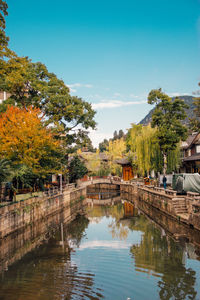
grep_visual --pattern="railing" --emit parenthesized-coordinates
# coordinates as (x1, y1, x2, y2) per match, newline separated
(0, 183, 77, 206)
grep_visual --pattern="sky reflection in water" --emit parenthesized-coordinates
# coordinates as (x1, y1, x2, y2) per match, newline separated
(0, 203, 200, 300)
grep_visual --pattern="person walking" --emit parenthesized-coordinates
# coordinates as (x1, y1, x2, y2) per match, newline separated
(163, 175, 167, 189)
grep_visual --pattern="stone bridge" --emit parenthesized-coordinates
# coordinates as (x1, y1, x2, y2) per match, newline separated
(78, 176, 122, 188)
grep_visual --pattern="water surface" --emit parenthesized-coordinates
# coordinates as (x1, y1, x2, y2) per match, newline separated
(0, 203, 200, 300)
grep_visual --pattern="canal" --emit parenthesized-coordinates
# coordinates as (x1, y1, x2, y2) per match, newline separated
(0, 201, 200, 299)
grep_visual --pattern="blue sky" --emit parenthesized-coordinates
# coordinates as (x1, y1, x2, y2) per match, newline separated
(6, 0, 200, 147)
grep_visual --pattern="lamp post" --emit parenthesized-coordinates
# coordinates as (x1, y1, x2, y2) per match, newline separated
(59, 174, 62, 193)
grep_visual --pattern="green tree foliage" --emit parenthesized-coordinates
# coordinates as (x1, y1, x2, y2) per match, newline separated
(80, 151, 101, 175)
(126, 123, 181, 175)
(106, 138, 126, 176)
(0, 58, 96, 149)
(118, 129, 124, 139)
(113, 130, 118, 140)
(0, 158, 12, 184)
(189, 82, 200, 132)
(126, 124, 163, 176)
(166, 144, 181, 174)
(0, 0, 8, 46)
(99, 139, 109, 152)
(68, 155, 88, 183)
(0, 2, 96, 152)
(112, 129, 125, 141)
(0, 0, 16, 82)
(148, 89, 188, 173)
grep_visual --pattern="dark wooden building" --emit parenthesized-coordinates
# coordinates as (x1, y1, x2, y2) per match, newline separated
(116, 158, 134, 181)
(181, 132, 200, 173)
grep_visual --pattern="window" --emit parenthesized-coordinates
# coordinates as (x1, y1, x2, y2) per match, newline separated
(196, 145, 200, 153)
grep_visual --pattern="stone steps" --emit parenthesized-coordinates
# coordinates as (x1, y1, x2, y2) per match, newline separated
(172, 197, 188, 214)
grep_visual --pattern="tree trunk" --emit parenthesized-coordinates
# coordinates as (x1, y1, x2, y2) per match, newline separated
(163, 152, 167, 175)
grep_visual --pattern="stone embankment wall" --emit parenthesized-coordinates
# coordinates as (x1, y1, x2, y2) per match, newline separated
(0, 186, 87, 239)
(0, 211, 67, 274)
(120, 182, 200, 231)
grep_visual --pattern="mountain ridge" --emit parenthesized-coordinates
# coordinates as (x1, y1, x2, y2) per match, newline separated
(139, 95, 196, 126)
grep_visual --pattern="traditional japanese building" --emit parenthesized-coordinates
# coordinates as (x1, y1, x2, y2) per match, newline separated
(181, 132, 200, 173)
(116, 158, 134, 181)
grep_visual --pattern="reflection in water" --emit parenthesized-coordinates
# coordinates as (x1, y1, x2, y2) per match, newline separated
(130, 214, 197, 300)
(0, 215, 104, 300)
(0, 201, 200, 299)
(90, 202, 200, 299)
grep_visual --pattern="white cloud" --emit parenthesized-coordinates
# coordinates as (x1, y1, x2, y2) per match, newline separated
(79, 240, 131, 250)
(91, 100, 146, 110)
(169, 92, 190, 97)
(70, 88, 77, 93)
(129, 94, 139, 99)
(67, 83, 93, 93)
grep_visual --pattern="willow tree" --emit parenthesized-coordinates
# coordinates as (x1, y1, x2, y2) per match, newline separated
(126, 124, 162, 176)
(79, 150, 101, 175)
(106, 138, 126, 176)
(148, 89, 188, 174)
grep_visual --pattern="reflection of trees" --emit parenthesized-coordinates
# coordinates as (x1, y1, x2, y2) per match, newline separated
(130, 215, 197, 300)
(0, 244, 103, 300)
(87, 204, 124, 220)
(65, 214, 89, 248)
(158, 268, 197, 300)
(88, 204, 130, 240)
(108, 220, 129, 240)
(0, 215, 103, 299)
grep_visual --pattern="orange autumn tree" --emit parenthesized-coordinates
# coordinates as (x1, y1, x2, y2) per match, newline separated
(0, 106, 63, 175)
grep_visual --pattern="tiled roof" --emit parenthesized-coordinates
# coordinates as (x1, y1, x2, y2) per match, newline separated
(181, 133, 200, 149)
(183, 153, 200, 162)
(115, 158, 131, 165)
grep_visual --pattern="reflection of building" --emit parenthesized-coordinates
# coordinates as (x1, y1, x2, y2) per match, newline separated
(124, 201, 138, 217)
(124, 201, 134, 217)
(116, 158, 133, 181)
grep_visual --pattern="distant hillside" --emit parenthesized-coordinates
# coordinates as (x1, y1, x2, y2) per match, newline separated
(139, 95, 196, 126)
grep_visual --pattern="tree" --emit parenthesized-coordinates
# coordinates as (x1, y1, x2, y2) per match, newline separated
(80, 151, 101, 175)
(148, 89, 188, 174)
(0, 158, 12, 184)
(126, 124, 162, 176)
(113, 130, 118, 140)
(68, 155, 88, 183)
(99, 139, 109, 152)
(0, 106, 63, 176)
(106, 138, 126, 175)
(0, 1, 96, 151)
(0, 0, 8, 47)
(118, 129, 124, 139)
(189, 82, 200, 132)
(0, 58, 96, 150)
(0, 0, 16, 84)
